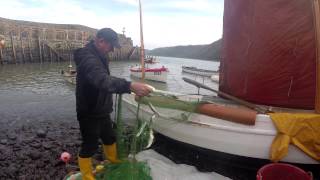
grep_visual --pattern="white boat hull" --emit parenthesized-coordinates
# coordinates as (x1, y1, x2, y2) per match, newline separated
(64, 76, 76, 84)
(122, 93, 318, 165)
(130, 68, 168, 83)
(61, 70, 76, 85)
(182, 67, 218, 77)
(211, 74, 219, 83)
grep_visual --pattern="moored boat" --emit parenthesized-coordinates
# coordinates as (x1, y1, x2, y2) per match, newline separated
(61, 65, 76, 85)
(122, 92, 318, 165)
(125, 0, 320, 178)
(61, 69, 76, 77)
(130, 65, 168, 83)
(144, 56, 158, 64)
(131, 2, 169, 83)
(182, 66, 218, 77)
(210, 74, 219, 83)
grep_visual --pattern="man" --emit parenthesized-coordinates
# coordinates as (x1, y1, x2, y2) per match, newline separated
(74, 28, 151, 180)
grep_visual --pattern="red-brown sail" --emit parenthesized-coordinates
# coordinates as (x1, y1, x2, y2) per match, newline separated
(220, 0, 318, 109)
(313, 0, 320, 112)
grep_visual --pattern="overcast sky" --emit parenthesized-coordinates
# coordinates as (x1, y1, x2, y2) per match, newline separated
(0, 0, 224, 49)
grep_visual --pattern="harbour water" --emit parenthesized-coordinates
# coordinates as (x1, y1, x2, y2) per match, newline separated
(0, 57, 221, 179)
(0, 57, 219, 126)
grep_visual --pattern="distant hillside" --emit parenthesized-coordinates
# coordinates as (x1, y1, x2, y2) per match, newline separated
(147, 39, 222, 61)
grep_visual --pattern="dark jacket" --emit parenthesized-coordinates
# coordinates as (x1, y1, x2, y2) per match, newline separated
(74, 41, 131, 118)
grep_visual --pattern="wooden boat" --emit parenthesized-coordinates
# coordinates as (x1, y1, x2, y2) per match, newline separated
(122, 92, 318, 165)
(61, 69, 76, 77)
(124, 0, 320, 178)
(130, 65, 168, 83)
(182, 66, 218, 77)
(210, 74, 219, 83)
(144, 56, 158, 64)
(131, 0, 169, 83)
(61, 65, 76, 85)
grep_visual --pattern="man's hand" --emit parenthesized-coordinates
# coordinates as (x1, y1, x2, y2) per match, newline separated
(130, 82, 152, 97)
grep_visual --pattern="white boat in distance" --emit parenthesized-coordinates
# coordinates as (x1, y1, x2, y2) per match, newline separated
(61, 65, 76, 85)
(130, 65, 169, 83)
(182, 66, 219, 77)
(210, 74, 219, 83)
(122, 92, 318, 165)
(144, 56, 159, 64)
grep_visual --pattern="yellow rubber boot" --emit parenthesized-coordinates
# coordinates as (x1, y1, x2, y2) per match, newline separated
(103, 143, 121, 163)
(78, 157, 95, 180)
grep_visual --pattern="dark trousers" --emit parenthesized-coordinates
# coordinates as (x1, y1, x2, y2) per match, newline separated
(78, 115, 116, 158)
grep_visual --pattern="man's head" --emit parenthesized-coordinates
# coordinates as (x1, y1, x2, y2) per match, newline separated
(94, 28, 121, 54)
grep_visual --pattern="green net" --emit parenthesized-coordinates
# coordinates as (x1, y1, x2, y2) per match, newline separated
(138, 95, 198, 112)
(116, 95, 154, 160)
(95, 94, 153, 180)
(65, 92, 201, 180)
(65, 160, 152, 180)
(95, 161, 152, 180)
(65, 94, 154, 180)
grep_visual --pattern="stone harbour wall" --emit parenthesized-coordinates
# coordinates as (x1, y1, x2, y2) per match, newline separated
(0, 17, 139, 64)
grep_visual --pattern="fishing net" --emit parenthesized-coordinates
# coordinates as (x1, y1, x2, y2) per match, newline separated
(136, 93, 203, 123)
(95, 161, 152, 180)
(116, 94, 154, 159)
(65, 92, 201, 180)
(65, 94, 154, 180)
(97, 93, 201, 180)
(96, 94, 153, 180)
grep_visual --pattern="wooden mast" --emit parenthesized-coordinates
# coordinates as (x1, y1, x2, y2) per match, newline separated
(139, 0, 145, 81)
(313, 0, 320, 113)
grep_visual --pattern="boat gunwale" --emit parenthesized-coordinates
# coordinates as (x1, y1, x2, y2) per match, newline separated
(122, 94, 277, 136)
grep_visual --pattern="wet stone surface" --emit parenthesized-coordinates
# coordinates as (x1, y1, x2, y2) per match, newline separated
(0, 121, 82, 180)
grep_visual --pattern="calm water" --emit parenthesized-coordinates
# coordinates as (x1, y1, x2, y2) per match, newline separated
(0, 57, 219, 126)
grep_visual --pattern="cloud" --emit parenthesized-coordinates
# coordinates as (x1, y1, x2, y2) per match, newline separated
(112, 0, 223, 15)
(0, 0, 223, 49)
(142, 14, 222, 49)
(149, 0, 223, 13)
(112, 0, 138, 6)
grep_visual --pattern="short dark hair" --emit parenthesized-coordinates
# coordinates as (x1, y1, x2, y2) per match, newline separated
(96, 28, 121, 48)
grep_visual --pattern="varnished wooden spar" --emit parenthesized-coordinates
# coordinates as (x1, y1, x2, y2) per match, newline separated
(139, 0, 145, 80)
(182, 66, 219, 77)
(136, 90, 256, 125)
(196, 103, 257, 125)
(183, 77, 271, 114)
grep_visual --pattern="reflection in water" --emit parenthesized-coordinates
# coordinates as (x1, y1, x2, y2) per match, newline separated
(0, 57, 219, 96)
(0, 57, 219, 125)
(0, 63, 72, 96)
(110, 57, 220, 95)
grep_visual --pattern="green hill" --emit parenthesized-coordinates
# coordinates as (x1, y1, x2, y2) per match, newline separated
(147, 39, 221, 61)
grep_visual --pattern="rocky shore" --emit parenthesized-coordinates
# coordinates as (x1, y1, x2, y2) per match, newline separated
(0, 120, 82, 180)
